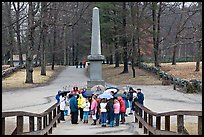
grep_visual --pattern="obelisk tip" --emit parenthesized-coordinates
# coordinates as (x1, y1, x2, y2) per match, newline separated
(93, 7, 99, 10)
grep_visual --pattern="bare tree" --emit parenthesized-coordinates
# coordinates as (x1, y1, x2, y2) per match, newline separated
(40, 2, 48, 75)
(121, 2, 129, 73)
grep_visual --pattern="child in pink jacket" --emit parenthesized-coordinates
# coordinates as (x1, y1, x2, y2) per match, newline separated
(113, 99, 120, 126)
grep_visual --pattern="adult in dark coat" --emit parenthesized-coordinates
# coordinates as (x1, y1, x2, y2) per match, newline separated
(127, 87, 135, 115)
(106, 98, 114, 127)
(69, 94, 78, 124)
(137, 88, 144, 105)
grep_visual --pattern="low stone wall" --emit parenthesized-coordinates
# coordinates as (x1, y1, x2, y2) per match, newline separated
(139, 63, 202, 93)
(2, 64, 25, 78)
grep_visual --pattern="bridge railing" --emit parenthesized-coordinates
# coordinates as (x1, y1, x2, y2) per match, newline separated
(134, 102, 202, 135)
(2, 103, 61, 135)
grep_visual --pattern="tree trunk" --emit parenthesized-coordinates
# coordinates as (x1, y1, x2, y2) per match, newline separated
(152, 2, 160, 67)
(14, 2, 23, 66)
(113, 7, 119, 68)
(172, 2, 185, 65)
(40, 2, 48, 75)
(52, 3, 57, 70)
(25, 2, 34, 83)
(72, 26, 75, 66)
(63, 25, 68, 66)
(195, 41, 201, 71)
(121, 2, 128, 74)
(7, 2, 14, 67)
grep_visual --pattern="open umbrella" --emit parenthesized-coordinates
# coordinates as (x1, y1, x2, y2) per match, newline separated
(93, 90, 104, 95)
(83, 90, 94, 98)
(104, 88, 118, 94)
(106, 86, 119, 91)
(91, 85, 105, 91)
(98, 92, 113, 99)
(59, 90, 70, 95)
(114, 93, 127, 99)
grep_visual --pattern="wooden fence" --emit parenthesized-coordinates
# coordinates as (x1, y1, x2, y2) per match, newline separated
(134, 102, 202, 135)
(2, 103, 61, 135)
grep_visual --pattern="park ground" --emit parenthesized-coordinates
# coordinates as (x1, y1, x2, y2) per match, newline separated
(2, 62, 202, 91)
(2, 62, 202, 135)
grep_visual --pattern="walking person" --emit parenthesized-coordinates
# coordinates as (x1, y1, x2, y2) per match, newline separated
(137, 88, 144, 105)
(64, 93, 69, 116)
(117, 96, 126, 124)
(82, 98, 90, 124)
(59, 93, 66, 121)
(99, 98, 107, 127)
(91, 95, 98, 125)
(106, 98, 114, 127)
(127, 87, 134, 115)
(69, 94, 79, 124)
(78, 94, 86, 121)
(113, 98, 120, 126)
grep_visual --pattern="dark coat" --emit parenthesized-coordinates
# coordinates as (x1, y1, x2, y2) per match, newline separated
(137, 92, 144, 105)
(69, 96, 78, 112)
(106, 99, 114, 113)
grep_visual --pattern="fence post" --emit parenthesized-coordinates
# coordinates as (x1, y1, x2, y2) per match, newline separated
(156, 116, 161, 130)
(173, 79, 176, 90)
(144, 111, 147, 134)
(29, 116, 34, 132)
(148, 114, 153, 135)
(49, 111, 52, 134)
(177, 115, 184, 134)
(43, 115, 48, 135)
(57, 105, 60, 123)
(53, 108, 57, 127)
(37, 117, 42, 131)
(139, 108, 142, 128)
(17, 116, 23, 134)
(198, 116, 202, 135)
(134, 106, 138, 123)
(165, 116, 170, 131)
(2, 118, 5, 135)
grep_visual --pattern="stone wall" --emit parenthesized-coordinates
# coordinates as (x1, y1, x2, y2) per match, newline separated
(139, 63, 202, 93)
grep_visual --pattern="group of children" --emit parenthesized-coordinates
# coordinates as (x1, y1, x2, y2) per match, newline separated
(56, 86, 144, 127)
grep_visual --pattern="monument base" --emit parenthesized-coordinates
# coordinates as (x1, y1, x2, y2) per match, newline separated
(87, 80, 105, 90)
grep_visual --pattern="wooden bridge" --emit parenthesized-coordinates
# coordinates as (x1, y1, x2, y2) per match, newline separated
(2, 102, 202, 135)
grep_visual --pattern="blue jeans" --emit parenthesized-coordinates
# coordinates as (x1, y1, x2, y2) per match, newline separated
(100, 112, 107, 125)
(109, 112, 114, 127)
(114, 113, 120, 126)
(64, 110, 68, 116)
(83, 111, 89, 120)
(129, 100, 133, 113)
(120, 112, 125, 123)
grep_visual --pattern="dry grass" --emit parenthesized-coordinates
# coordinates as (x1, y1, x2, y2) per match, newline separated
(2, 65, 65, 91)
(162, 122, 198, 135)
(102, 64, 162, 85)
(160, 62, 202, 81)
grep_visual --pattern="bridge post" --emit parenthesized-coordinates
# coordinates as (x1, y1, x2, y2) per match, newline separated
(37, 117, 42, 130)
(48, 111, 52, 134)
(148, 114, 153, 135)
(139, 108, 142, 128)
(177, 115, 184, 134)
(17, 116, 23, 134)
(29, 116, 34, 132)
(156, 116, 161, 130)
(53, 108, 57, 127)
(198, 116, 202, 135)
(165, 116, 170, 131)
(2, 117, 5, 135)
(144, 111, 147, 134)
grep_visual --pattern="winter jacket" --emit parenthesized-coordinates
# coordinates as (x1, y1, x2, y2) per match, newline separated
(56, 94, 61, 103)
(59, 96, 66, 110)
(70, 89, 81, 95)
(124, 98, 129, 109)
(82, 101, 90, 112)
(106, 99, 114, 113)
(127, 91, 133, 101)
(91, 99, 98, 113)
(99, 102, 107, 112)
(137, 92, 144, 105)
(117, 96, 126, 112)
(113, 101, 120, 114)
(78, 94, 86, 108)
(69, 96, 78, 112)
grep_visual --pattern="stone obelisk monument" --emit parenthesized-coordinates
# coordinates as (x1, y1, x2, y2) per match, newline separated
(87, 7, 105, 89)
